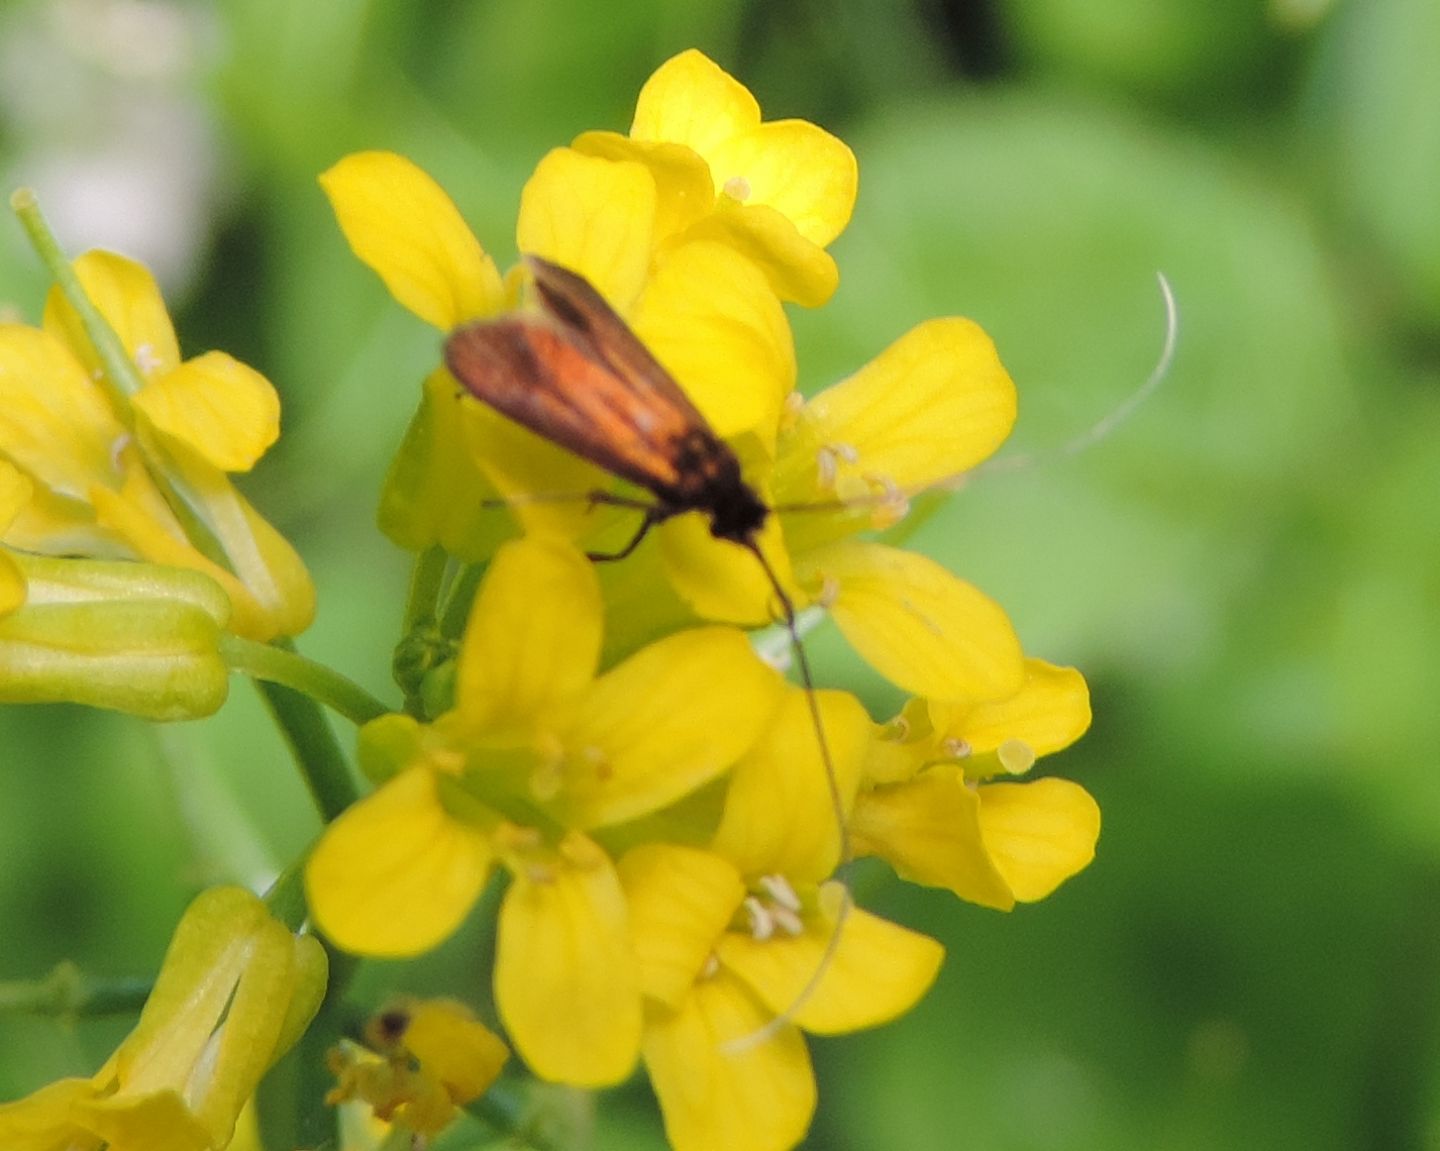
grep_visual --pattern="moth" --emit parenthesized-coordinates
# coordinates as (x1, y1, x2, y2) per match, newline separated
(445, 255, 771, 562)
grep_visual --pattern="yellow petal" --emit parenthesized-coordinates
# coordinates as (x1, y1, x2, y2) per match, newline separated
(784, 317, 1016, 504)
(495, 833, 641, 1086)
(306, 769, 495, 957)
(556, 627, 782, 828)
(629, 240, 794, 444)
(44, 249, 180, 382)
(631, 49, 760, 157)
(849, 766, 1014, 909)
(320, 151, 505, 330)
(643, 971, 815, 1151)
(0, 459, 31, 527)
(459, 398, 616, 543)
(454, 537, 601, 730)
(712, 688, 871, 883)
(709, 120, 857, 248)
(718, 889, 944, 1034)
(861, 698, 932, 785)
(73, 1090, 213, 1151)
(132, 353, 279, 472)
(0, 322, 125, 499)
(379, 368, 519, 558)
(658, 507, 798, 627)
(978, 778, 1101, 902)
(682, 203, 838, 307)
(929, 659, 1092, 757)
(515, 148, 657, 315)
(618, 844, 745, 1009)
(807, 540, 1024, 701)
(571, 131, 715, 243)
(86, 478, 266, 639)
(403, 1000, 510, 1102)
(0, 1077, 101, 1150)
(136, 445, 317, 640)
(0, 463, 32, 616)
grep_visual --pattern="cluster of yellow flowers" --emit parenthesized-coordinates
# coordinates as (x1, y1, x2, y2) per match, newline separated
(0, 49, 1100, 1151)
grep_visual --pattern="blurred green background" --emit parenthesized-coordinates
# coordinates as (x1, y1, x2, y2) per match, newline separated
(2, 0, 1438, 1147)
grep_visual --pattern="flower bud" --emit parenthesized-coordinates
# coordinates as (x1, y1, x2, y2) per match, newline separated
(0, 553, 231, 720)
(0, 886, 328, 1151)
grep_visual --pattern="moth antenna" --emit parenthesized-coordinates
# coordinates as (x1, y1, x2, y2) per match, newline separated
(768, 271, 1180, 516)
(472, 488, 653, 512)
(719, 541, 854, 1056)
(957, 271, 1179, 483)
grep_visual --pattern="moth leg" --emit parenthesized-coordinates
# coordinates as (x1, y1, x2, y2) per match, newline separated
(585, 504, 663, 563)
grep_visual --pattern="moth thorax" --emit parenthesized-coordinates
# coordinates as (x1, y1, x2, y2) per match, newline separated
(703, 476, 769, 544)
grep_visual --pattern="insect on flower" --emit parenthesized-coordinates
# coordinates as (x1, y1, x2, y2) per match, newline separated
(445, 255, 849, 1040)
(445, 256, 771, 558)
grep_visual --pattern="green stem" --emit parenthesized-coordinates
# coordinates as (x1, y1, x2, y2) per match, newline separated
(221, 634, 390, 727)
(468, 1081, 590, 1151)
(253, 668, 364, 824)
(10, 188, 145, 407)
(264, 855, 360, 998)
(404, 545, 448, 632)
(0, 961, 150, 1020)
(263, 858, 310, 932)
(439, 561, 485, 637)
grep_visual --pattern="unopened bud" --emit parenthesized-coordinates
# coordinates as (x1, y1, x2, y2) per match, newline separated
(0, 554, 231, 719)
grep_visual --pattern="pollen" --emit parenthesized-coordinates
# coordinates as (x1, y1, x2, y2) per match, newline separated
(997, 738, 1036, 776)
(941, 737, 972, 759)
(863, 474, 910, 528)
(758, 873, 801, 912)
(744, 876, 808, 941)
(744, 895, 775, 940)
(134, 342, 163, 375)
(722, 175, 752, 202)
(816, 441, 861, 490)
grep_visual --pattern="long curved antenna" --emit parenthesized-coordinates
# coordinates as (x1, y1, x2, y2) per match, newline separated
(718, 541, 853, 1057)
(767, 271, 1180, 514)
(966, 271, 1178, 481)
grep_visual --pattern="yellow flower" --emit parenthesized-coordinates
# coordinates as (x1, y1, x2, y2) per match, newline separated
(619, 307, 1025, 701)
(323, 141, 1023, 700)
(574, 48, 858, 306)
(321, 52, 1021, 701)
(320, 50, 847, 553)
(0, 251, 314, 640)
(622, 845, 941, 1151)
(325, 998, 508, 1138)
(609, 685, 939, 1151)
(851, 659, 1102, 909)
(306, 536, 784, 1087)
(0, 887, 327, 1151)
(322, 145, 799, 558)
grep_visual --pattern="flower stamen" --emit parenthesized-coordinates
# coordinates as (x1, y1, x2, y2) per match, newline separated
(722, 175, 752, 202)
